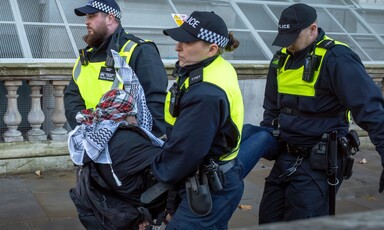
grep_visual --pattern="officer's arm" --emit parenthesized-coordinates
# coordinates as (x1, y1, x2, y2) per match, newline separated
(129, 42, 168, 136)
(328, 48, 384, 191)
(260, 64, 280, 128)
(64, 79, 86, 129)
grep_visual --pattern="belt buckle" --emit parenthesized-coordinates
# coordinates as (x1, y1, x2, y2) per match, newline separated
(286, 144, 297, 154)
(287, 144, 308, 156)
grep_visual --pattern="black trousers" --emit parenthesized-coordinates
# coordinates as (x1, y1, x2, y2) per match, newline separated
(259, 151, 343, 223)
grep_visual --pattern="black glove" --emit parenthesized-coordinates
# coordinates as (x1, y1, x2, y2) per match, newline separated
(380, 168, 384, 193)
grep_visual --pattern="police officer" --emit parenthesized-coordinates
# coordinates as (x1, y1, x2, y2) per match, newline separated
(150, 11, 244, 229)
(258, 3, 384, 223)
(64, 0, 168, 137)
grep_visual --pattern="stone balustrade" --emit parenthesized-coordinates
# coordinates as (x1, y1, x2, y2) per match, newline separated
(0, 63, 383, 174)
(1, 64, 72, 143)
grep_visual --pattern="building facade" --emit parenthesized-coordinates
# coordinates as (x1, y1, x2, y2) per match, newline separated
(0, 0, 384, 173)
(1, 0, 384, 64)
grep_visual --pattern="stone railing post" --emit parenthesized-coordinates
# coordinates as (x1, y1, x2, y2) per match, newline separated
(381, 78, 384, 96)
(49, 80, 69, 141)
(27, 80, 47, 141)
(3, 80, 23, 142)
(373, 77, 384, 97)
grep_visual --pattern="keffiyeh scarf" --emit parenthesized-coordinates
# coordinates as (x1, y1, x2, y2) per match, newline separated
(112, 50, 152, 131)
(68, 89, 163, 187)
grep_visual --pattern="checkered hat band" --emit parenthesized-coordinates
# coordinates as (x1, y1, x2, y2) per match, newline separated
(90, 1, 122, 19)
(197, 28, 229, 48)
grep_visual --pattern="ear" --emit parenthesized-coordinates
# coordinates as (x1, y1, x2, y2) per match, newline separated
(310, 23, 317, 35)
(106, 14, 114, 26)
(207, 44, 219, 57)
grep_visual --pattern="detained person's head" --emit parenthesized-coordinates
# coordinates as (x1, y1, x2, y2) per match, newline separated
(76, 89, 138, 125)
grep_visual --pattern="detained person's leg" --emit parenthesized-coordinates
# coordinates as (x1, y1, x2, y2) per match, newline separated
(238, 124, 280, 178)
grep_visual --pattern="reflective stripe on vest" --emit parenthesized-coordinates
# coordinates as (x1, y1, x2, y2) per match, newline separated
(164, 56, 244, 161)
(72, 39, 141, 109)
(277, 36, 348, 97)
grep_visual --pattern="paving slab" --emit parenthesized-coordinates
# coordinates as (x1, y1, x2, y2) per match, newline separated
(0, 149, 383, 229)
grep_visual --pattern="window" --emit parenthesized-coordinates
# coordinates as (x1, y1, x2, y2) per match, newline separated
(1, 0, 383, 63)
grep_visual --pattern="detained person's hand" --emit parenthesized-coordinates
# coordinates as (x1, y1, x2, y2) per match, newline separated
(166, 213, 173, 223)
(138, 221, 149, 230)
(379, 168, 384, 193)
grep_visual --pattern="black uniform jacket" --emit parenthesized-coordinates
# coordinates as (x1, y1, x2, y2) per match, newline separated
(261, 28, 384, 165)
(64, 25, 168, 137)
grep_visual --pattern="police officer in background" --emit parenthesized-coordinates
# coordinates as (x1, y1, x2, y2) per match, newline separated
(64, 0, 168, 137)
(259, 3, 384, 223)
(151, 11, 244, 229)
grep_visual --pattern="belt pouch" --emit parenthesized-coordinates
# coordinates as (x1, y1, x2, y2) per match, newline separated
(310, 141, 328, 170)
(342, 156, 354, 179)
(185, 170, 212, 216)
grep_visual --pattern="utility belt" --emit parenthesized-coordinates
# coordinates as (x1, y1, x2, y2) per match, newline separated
(284, 130, 360, 180)
(185, 159, 235, 217)
(217, 159, 236, 173)
(286, 143, 312, 158)
(281, 107, 347, 119)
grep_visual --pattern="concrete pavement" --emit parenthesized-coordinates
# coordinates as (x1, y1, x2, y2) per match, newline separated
(0, 148, 383, 229)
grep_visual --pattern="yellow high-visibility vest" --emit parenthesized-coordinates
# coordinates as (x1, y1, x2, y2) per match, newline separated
(164, 56, 244, 161)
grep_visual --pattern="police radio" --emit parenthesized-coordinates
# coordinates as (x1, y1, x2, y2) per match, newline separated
(169, 82, 182, 117)
(79, 49, 89, 66)
(302, 53, 319, 82)
(271, 53, 287, 70)
(105, 55, 114, 67)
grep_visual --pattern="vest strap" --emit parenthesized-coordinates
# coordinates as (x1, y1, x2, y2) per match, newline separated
(140, 182, 171, 205)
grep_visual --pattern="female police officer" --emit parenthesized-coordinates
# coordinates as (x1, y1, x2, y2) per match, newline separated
(150, 11, 244, 229)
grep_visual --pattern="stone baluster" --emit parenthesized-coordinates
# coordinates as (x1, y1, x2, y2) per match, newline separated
(3, 80, 23, 142)
(27, 80, 47, 141)
(381, 78, 384, 96)
(49, 80, 69, 141)
(373, 77, 384, 97)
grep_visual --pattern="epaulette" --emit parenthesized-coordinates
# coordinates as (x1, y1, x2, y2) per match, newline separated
(124, 33, 147, 45)
(317, 39, 335, 50)
(124, 33, 160, 54)
(317, 39, 348, 57)
(188, 67, 204, 86)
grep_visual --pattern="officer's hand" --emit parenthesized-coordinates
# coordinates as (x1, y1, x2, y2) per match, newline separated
(380, 168, 384, 193)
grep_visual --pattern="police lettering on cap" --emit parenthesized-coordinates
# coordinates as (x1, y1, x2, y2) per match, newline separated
(75, 0, 122, 20)
(163, 11, 229, 48)
(272, 3, 317, 47)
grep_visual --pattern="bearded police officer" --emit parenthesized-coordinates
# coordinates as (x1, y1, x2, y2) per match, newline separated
(258, 3, 384, 223)
(64, 0, 168, 137)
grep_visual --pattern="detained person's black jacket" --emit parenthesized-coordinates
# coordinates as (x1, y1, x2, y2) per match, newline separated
(70, 126, 164, 229)
(261, 28, 384, 164)
(92, 126, 162, 201)
(64, 25, 168, 137)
